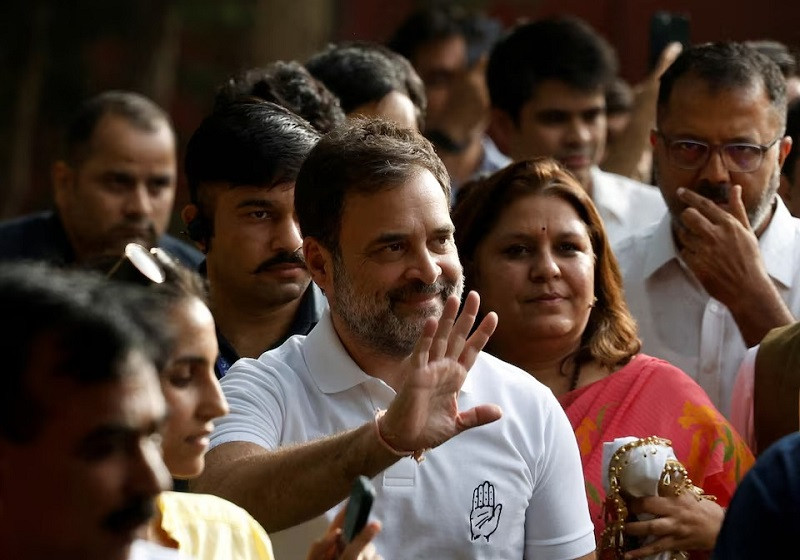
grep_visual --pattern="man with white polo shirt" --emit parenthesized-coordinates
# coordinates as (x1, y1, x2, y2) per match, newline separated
(191, 119, 595, 560)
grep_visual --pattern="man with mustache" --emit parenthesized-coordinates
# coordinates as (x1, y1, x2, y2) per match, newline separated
(486, 16, 667, 246)
(0, 262, 173, 560)
(615, 42, 800, 425)
(181, 101, 325, 378)
(192, 120, 596, 560)
(0, 90, 202, 271)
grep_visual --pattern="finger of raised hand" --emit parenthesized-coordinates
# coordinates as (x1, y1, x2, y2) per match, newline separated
(340, 521, 382, 560)
(411, 317, 438, 370)
(459, 311, 498, 370)
(455, 404, 502, 433)
(677, 206, 714, 242)
(429, 295, 459, 361)
(728, 184, 752, 228)
(677, 187, 730, 225)
(653, 42, 683, 78)
(445, 291, 480, 361)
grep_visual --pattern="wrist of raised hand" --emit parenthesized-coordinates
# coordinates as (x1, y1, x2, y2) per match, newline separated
(374, 409, 427, 463)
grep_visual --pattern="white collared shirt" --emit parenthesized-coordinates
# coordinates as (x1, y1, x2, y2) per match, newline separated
(615, 198, 800, 417)
(211, 310, 594, 560)
(591, 167, 667, 248)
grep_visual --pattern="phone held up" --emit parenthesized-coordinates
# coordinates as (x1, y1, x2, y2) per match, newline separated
(649, 11, 691, 70)
(342, 475, 376, 544)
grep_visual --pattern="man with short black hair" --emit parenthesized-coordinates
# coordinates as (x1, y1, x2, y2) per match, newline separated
(616, 42, 800, 422)
(388, 5, 509, 198)
(181, 101, 324, 378)
(213, 60, 346, 134)
(0, 90, 202, 271)
(192, 119, 595, 560)
(0, 261, 173, 560)
(487, 16, 666, 245)
(306, 41, 426, 131)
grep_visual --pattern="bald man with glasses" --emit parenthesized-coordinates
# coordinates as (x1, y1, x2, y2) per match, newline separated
(615, 41, 800, 422)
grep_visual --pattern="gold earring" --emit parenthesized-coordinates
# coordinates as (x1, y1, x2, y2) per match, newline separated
(590, 296, 598, 308)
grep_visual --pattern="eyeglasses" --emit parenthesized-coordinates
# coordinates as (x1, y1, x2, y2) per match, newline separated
(106, 243, 169, 285)
(656, 131, 782, 173)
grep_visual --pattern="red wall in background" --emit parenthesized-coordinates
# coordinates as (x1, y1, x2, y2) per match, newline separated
(341, 0, 800, 85)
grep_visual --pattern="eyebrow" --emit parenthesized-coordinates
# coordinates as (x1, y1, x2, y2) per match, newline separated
(76, 418, 166, 448)
(369, 225, 454, 245)
(166, 355, 213, 369)
(669, 133, 760, 144)
(496, 227, 588, 241)
(234, 199, 280, 210)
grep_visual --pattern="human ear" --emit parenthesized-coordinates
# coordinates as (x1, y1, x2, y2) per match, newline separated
(303, 237, 334, 295)
(489, 108, 516, 157)
(51, 161, 75, 209)
(180, 204, 208, 253)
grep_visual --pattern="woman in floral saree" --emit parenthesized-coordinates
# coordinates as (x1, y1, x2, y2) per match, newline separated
(452, 158, 754, 559)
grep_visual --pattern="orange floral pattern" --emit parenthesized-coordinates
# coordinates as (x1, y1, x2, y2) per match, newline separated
(558, 354, 755, 541)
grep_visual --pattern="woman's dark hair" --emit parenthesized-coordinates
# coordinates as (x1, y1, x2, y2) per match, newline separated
(453, 158, 641, 372)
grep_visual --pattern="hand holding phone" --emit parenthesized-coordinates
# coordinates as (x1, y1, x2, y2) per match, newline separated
(342, 475, 376, 543)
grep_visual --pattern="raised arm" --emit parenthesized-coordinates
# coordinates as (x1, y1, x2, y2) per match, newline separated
(190, 292, 501, 532)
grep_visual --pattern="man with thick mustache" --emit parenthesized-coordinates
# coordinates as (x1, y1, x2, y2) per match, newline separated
(181, 101, 325, 378)
(615, 42, 800, 421)
(191, 120, 596, 560)
(0, 90, 202, 271)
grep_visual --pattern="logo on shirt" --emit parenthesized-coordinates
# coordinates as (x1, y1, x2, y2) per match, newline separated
(470, 480, 502, 542)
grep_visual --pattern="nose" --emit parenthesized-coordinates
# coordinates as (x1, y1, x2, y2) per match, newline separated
(696, 146, 731, 184)
(565, 117, 592, 146)
(130, 436, 172, 497)
(197, 369, 229, 422)
(125, 184, 154, 217)
(271, 216, 303, 253)
(406, 247, 442, 285)
(529, 247, 560, 281)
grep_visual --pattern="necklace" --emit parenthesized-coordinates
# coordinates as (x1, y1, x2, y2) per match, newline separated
(568, 361, 581, 392)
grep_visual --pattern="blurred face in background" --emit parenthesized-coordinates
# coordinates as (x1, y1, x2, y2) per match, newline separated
(496, 81, 607, 190)
(53, 113, 176, 264)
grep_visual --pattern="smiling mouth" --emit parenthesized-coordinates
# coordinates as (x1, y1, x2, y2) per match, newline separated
(560, 155, 591, 168)
(527, 294, 566, 303)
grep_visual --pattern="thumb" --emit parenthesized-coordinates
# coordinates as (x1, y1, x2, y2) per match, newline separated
(653, 42, 683, 78)
(341, 521, 381, 560)
(456, 404, 503, 432)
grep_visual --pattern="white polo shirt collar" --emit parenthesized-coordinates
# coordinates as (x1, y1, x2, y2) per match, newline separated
(303, 309, 476, 395)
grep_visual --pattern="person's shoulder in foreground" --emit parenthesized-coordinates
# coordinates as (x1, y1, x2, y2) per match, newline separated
(0, 210, 69, 262)
(713, 431, 800, 559)
(157, 491, 274, 560)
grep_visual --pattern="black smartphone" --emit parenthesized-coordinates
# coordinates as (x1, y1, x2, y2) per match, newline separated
(649, 11, 691, 70)
(342, 475, 376, 543)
